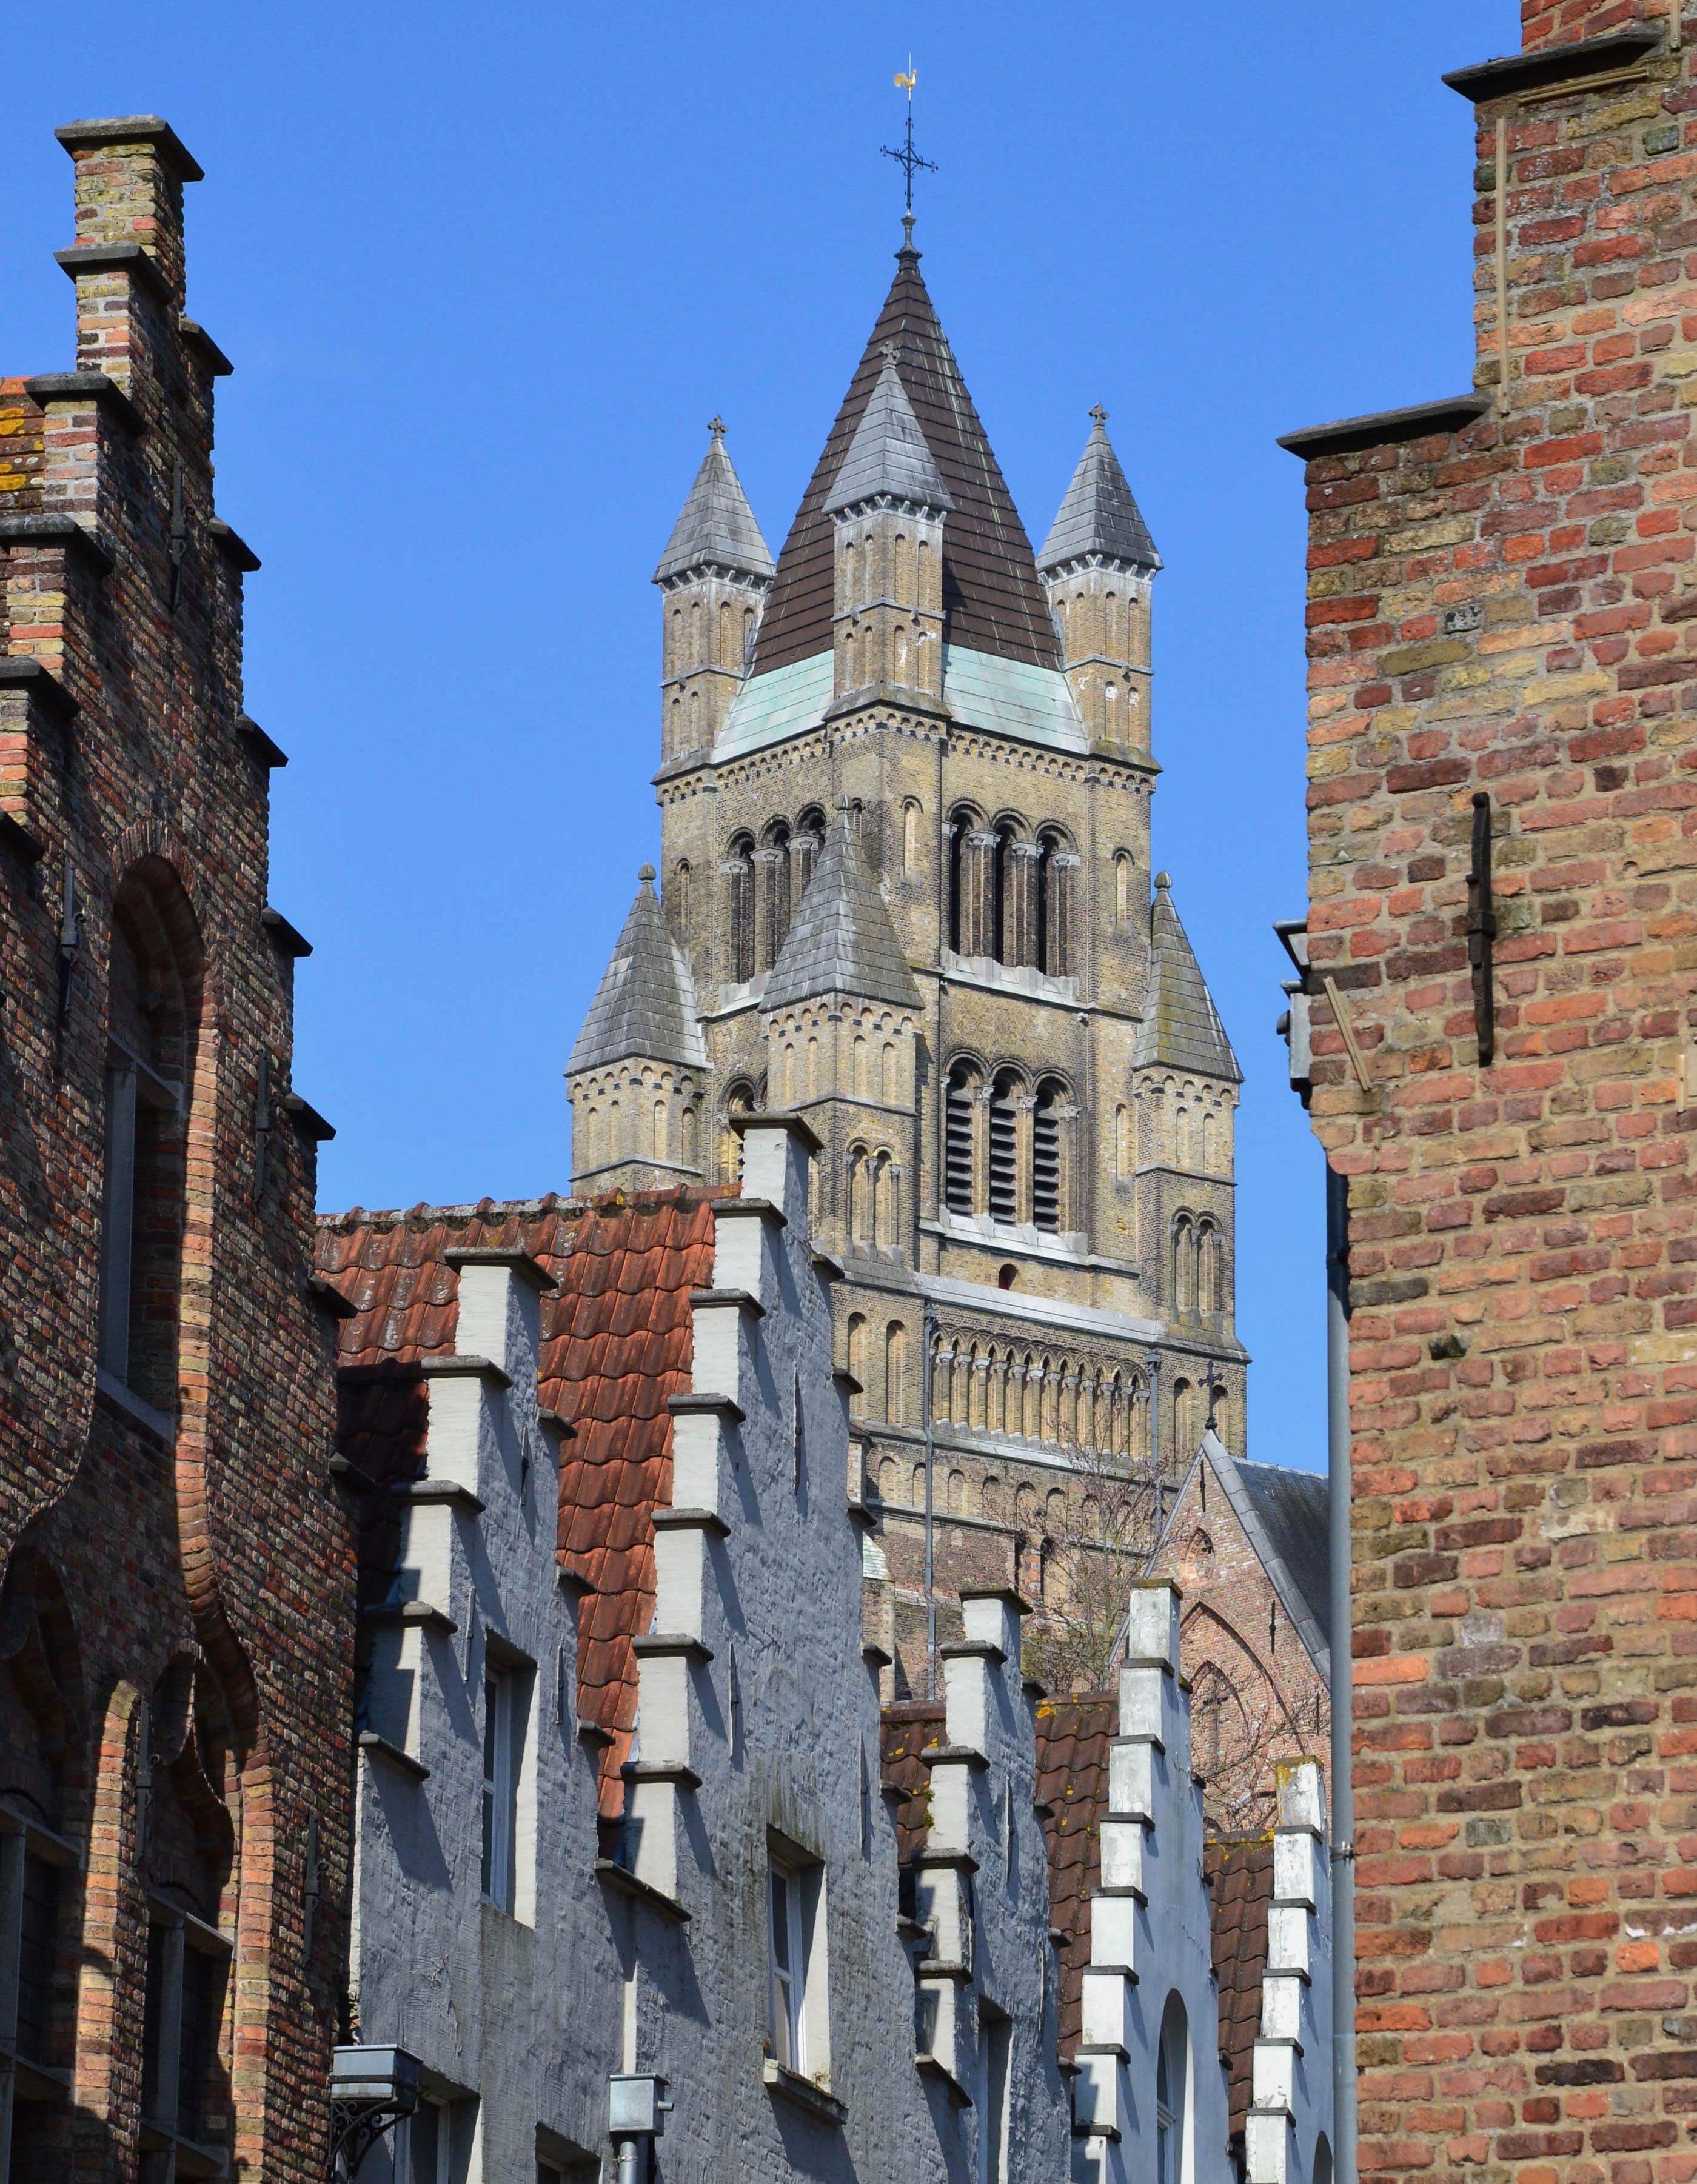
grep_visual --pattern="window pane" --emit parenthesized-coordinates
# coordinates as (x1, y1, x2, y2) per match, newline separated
(177, 1944, 225, 2142)
(16, 1852, 59, 2062)
(410, 2100, 441, 2184)
(141, 1923, 170, 2121)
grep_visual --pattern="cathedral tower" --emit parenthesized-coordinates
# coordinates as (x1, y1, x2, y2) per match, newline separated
(583, 227, 1245, 1688)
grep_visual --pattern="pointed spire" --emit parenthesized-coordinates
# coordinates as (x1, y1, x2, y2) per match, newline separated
(1038, 405, 1161, 575)
(567, 866, 708, 1074)
(764, 809, 920, 1013)
(1132, 872, 1240, 1081)
(653, 422, 774, 585)
(825, 347, 952, 515)
(751, 252, 1059, 677)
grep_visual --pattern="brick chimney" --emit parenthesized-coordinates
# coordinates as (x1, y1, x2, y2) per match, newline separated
(1521, 0, 1673, 48)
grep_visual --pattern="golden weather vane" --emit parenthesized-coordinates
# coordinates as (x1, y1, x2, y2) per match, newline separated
(883, 58, 937, 225)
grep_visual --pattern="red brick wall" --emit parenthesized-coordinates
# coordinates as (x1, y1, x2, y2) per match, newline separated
(1290, 23, 1697, 2184)
(0, 124, 350, 2181)
(1522, 0, 1670, 52)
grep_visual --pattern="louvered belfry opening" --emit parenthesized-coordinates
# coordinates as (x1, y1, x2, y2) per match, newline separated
(1033, 1081, 1063, 1233)
(988, 1075, 1020, 1224)
(945, 1066, 976, 1214)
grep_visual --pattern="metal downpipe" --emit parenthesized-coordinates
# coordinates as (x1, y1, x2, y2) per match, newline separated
(1327, 1160, 1358, 2184)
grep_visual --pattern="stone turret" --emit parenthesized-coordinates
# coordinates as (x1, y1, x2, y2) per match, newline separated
(762, 807, 920, 1264)
(1039, 407, 1160, 756)
(567, 866, 709, 1192)
(826, 347, 951, 712)
(654, 421, 773, 764)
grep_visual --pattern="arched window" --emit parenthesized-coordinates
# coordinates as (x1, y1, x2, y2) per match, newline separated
(652, 1095, 668, 1162)
(885, 1323, 907, 1425)
(903, 799, 922, 873)
(853, 1035, 870, 1098)
(1157, 1995, 1190, 2184)
(1014, 1483, 1037, 1531)
(848, 1148, 872, 1245)
(945, 1063, 977, 1215)
(1036, 829, 1073, 978)
(1202, 1107, 1217, 1170)
(1197, 1221, 1222, 1314)
(846, 1314, 866, 1405)
(1045, 1488, 1066, 1536)
(1173, 1215, 1196, 1311)
(101, 869, 200, 1414)
(791, 807, 826, 904)
(882, 1041, 899, 1104)
(681, 1106, 698, 1170)
(872, 1150, 895, 1250)
(1116, 1103, 1131, 1180)
(992, 821, 1017, 966)
(1114, 850, 1133, 930)
(911, 1463, 926, 1509)
(946, 809, 969, 953)
(988, 1073, 1020, 1224)
(1033, 1078, 1066, 1234)
(758, 820, 792, 970)
(726, 836, 755, 984)
(981, 1477, 1003, 1522)
(722, 1080, 755, 1183)
(947, 1470, 967, 1517)
(877, 1457, 899, 1503)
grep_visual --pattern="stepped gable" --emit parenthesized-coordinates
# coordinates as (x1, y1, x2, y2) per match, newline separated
(764, 809, 922, 1012)
(1206, 1833, 1276, 2151)
(1038, 409, 1161, 574)
(568, 867, 708, 1075)
(751, 242, 1060, 677)
(1133, 873, 1242, 1081)
(315, 1185, 723, 1834)
(654, 423, 774, 583)
(1034, 1693, 1117, 2055)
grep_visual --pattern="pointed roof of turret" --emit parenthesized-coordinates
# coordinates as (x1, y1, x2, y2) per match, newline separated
(1133, 873, 1240, 1081)
(765, 809, 921, 1013)
(567, 867, 708, 1074)
(652, 421, 774, 584)
(826, 347, 953, 515)
(1038, 407, 1161, 575)
(751, 237, 1059, 676)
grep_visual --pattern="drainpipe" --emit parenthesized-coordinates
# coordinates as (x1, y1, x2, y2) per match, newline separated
(1326, 1161, 1357, 2184)
(922, 1295, 937, 1698)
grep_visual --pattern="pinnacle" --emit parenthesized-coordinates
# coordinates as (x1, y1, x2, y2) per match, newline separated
(653, 423, 774, 585)
(1038, 408, 1161, 576)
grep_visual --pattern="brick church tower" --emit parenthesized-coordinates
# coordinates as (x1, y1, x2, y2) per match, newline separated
(569, 226, 1243, 1683)
(0, 121, 350, 2179)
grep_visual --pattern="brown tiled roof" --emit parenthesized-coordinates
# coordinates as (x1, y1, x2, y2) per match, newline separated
(1035, 1694, 1117, 2056)
(880, 1701, 946, 1865)
(749, 247, 1060, 679)
(315, 1186, 724, 1834)
(1207, 1832, 1275, 2148)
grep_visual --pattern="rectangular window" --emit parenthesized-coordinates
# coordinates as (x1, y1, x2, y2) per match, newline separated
(407, 2093, 474, 2184)
(481, 1664, 528, 1914)
(979, 2005, 1011, 2184)
(140, 1905, 229, 2150)
(766, 1847, 828, 2084)
(768, 1860, 806, 2072)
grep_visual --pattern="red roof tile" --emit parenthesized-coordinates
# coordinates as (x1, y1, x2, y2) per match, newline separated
(880, 1701, 946, 1867)
(1035, 1695, 1117, 2057)
(1206, 1833, 1275, 2149)
(315, 1186, 725, 1838)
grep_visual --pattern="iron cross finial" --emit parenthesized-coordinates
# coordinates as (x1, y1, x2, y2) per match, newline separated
(883, 59, 937, 222)
(708, 415, 726, 439)
(1089, 402, 1109, 429)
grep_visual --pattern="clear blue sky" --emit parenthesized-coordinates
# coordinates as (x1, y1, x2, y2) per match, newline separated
(5, 1, 1516, 1473)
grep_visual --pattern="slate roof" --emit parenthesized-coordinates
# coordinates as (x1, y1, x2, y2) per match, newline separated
(825, 349, 952, 515)
(1034, 1694, 1117, 2057)
(1037, 411, 1162, 575)
(567, 868, 708, 1076)
(653, 425, 774, 583)
(1233, 1457, 1332, 1655)
(763, 812, 922, 1012)
(1132, 874, 1242, 1083)
(314, 1186, 723, 1841)
(1207, 1832, 1276, 2148)
(751, 244, 1060, 678)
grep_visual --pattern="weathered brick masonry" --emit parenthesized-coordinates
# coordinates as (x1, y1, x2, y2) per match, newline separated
(1284, 4, 1697, 2179)
(0, 122, 349, 2180)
